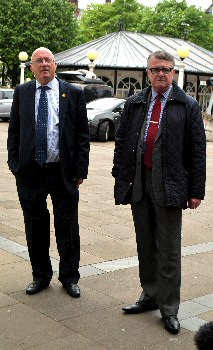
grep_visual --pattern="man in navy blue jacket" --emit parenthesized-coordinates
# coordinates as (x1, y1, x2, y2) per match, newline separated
(8, 47, 90, 298)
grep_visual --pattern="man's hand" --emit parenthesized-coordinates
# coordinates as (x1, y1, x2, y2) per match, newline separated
(73, 178, 84, 187)
(188, 198, 201, 209)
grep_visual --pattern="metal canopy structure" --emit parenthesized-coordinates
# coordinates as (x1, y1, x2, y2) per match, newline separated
(54, 31, 213, 75)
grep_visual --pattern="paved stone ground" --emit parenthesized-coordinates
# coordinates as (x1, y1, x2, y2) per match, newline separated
(0, 121, 212, 350)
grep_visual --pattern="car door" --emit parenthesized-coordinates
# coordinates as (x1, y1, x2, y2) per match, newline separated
(0, 90, 14, 120)
(112, 102, 125, 130)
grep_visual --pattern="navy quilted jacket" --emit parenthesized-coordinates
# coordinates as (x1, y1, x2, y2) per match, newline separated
(112, 82, 206, 208)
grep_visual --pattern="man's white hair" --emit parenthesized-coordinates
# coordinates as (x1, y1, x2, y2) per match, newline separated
(31, 47, 54, 61)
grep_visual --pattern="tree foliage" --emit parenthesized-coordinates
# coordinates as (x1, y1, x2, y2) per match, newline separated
(78, 0, 213, 52)
(0, 0, 78, 86)
(136, 0, 212, 51)
(78, 0, 142, 43)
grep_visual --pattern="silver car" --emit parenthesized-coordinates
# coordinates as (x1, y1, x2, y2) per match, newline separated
(0, 88, 14, 121)
(87, 97, 125, 142)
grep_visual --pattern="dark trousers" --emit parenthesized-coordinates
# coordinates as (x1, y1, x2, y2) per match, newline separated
(16, 163, 80, 285)
(131, 168, 182, 317)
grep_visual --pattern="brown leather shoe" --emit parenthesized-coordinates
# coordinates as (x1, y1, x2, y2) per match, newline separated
(122, 301, 158, 314)
(163, 315, 180, 334)
(26, 281, 49, 295)
(63, 283, 80, 298)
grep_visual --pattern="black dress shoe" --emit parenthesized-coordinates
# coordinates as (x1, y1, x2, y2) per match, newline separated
(63, 283, 80, 298)
(26, 281, 49, 295)
(163, 315, 180, 334)
(122, 301, 158, 314)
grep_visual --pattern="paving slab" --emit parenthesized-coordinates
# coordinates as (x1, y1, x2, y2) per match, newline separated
(198, 310, 213, 321)
(0, 260, 32, 293)
(12, 282, 122, 322)
(181, 316, 209, 333)
(192, 293, 213, 308)
(61, 306, 188, 350)
(0, 249, 23, 264)
(0, 291, 19, 308)
(27, 334, 109, 350)
(182, 220, 213, 246)
(83, 237, 137, 261)
(0, 303, 74, 350)
(146, 332, 196, 350)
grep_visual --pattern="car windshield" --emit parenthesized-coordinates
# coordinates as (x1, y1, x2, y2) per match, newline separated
(87, 99, 120, 110)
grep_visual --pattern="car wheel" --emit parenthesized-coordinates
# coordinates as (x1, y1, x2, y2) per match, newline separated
(98, 121, 110, 142)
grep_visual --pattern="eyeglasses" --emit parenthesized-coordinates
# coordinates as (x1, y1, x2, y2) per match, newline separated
(148, 67, 174, 75)
(32, 57, 55, 64)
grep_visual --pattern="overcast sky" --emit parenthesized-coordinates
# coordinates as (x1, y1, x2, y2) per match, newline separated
(78, 0, 211, 10)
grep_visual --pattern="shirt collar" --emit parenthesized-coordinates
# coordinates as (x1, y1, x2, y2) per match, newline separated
(151, 86, 172, 101)
(36, 77, 58, 90)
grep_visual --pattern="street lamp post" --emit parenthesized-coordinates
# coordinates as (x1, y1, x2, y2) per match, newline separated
(176, 46, 190, 89)
(18, 51, 28, 84)
(87, 50, 98, 73)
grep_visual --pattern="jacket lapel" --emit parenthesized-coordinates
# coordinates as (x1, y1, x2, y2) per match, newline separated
(58, 80, 69, 134)
(28, 82, 36, 124)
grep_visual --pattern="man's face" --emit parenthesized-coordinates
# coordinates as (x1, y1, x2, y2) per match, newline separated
(147, 57, 175, 93)
(30, 48, 57, 85)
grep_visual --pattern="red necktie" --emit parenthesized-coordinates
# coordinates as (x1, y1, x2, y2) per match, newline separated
(144, 94, 162, 169)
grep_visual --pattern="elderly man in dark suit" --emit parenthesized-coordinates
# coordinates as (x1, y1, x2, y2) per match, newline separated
(7, 47, 90, 298)
(112, 51, 206, 334)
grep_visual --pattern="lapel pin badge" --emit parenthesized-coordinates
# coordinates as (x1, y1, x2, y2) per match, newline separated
(62, 93, 67, 98)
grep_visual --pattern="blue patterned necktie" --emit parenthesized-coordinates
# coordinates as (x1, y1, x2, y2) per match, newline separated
(35, 86, 49, 165)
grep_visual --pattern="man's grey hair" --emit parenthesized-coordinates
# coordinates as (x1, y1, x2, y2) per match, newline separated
(147, 51, 175, 67)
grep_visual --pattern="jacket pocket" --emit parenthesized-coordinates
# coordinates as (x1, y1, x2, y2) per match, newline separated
(114, 179, 132, 205)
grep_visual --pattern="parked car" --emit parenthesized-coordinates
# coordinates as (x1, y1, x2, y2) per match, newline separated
(0, 88, 14, 121)
(57, 70, 113, 103)
(87, 97, 125, 142)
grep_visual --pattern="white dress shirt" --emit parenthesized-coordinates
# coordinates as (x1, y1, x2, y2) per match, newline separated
(35, 78, 59, 162)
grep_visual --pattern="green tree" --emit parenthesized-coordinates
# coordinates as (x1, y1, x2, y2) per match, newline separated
(0, 0, 78, 87)
(136, 0, 212, 51)
(78, 0, 212, 52)
(78, 0, 142, 43)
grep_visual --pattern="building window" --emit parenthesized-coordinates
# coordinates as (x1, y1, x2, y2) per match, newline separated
(98, 76, 113, 88)
(117, 77, 141, 98)
(184, 82, 196, 97)
(198, 85, 212, 113)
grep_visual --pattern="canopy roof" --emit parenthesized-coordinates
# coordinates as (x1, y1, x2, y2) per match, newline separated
(55, 31, 213, 74)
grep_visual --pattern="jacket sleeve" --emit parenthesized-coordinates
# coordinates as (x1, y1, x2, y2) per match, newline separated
(112, 98, 131, 178)
(7, 86, 20, 175)
(74, 89, 90, 179)
(187, 96, 206, 199)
